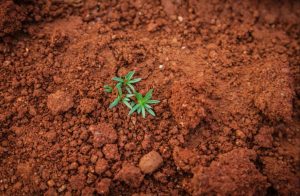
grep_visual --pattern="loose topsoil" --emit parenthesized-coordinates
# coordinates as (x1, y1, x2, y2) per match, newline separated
(0, 0, 299, 195)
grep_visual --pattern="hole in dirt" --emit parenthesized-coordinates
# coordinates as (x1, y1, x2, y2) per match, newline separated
(266, 186, 278, 196)
(253, 155, 264, 172)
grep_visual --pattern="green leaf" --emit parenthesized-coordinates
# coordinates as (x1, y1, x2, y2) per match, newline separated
(109, 97, 120, 109)
(116, 82, 122, 88)
(128, 83, 135, 92)
(146, 108, 156, 116)
(142, 107, 146, 118)
(116, 84, 122, 95)
(135, 92, 143, 101)
(128, 78, 142, 84)
(147, 100, 160, 104)
(126, 94, 135, 98)
(129, 104, 139, 115)
(123, 100, 132, 109)
(145, 104, 152, 109)
(128, 104, 139, 115)
(126, 87, 132, 94)
(125, 71, 135, 80)
(145, 89, 153, 100)
(113, 77, 123, 82)
(137, 106, 142, 114)
(123, 97, 130, 102)
(104, 85, 112, 93)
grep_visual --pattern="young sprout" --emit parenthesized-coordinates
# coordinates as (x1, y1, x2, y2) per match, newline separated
(129, 89, 160, 118)
(104, 70, 160, 119)
(113, 71, 141, 92)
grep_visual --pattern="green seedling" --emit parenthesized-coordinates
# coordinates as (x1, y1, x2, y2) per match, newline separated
(113, 71, 141, 93)
(129, 89, 160, 118)
(104, 70, 159, 119)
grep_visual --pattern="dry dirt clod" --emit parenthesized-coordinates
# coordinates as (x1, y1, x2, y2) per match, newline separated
(185, 149, 268, 195)
(147, 22, 159, 32)
(178, 16, 183, 22)
(102, 144, 120, 161)
(81, 186, 95, 195)
(69, 162, 79, 170)
(58, 185, 66, 193)
(16, 162, 34, 181)
(169, 81, 206, 130)
(173, 147, 198, 172)
(44, 188, 58, 196)
(139, 151, 163, 174)
(0, 1, 26, 37)
(45, 131, 57, 143)
(262, 157, 299, 195)
(254, 126, 274, 148)
(69, 174, 86, 190)
(95, 159, 108, 175)
(89, 123, 118, 147)
(47, 90, 74, 114)
(47, 179, 55, 187)
(0, 147, 5, 157)
(78, 98, 98, 114)
(96, 178, 111, 195)
(114, 163, 144, 188)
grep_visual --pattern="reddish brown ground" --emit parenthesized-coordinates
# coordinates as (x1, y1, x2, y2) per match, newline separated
(0, 0, 299, 195)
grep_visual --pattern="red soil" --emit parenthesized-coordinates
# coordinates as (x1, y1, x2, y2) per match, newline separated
(0, 0, 299, 195)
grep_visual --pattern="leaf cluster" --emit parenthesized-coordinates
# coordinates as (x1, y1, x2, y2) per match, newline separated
(104, 71, 160, 118)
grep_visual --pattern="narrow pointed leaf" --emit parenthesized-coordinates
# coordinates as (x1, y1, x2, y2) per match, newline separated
(145, 104, 152, 109)
(123, 100, 132, 109)
(146, 108, 156, 116)
(109, 97, 120, 109)
(116, 84, 122, 95)
(145, 89, 153, 100)
(128, 83, 135, 92)
(135, 92, 143, 101)
(116, 82, 122, 87)
(126, 87, 132, 94)
(137, 107, 142, 114)
(128, 78, 142, 84)
(104, 85, 112, 93)
(113, 77, 123, 82)
(147, 100, 160, 104)
(125, 71, 135, 80)
(142, 107, 146, 118)
(129, 104, 139, 115)
(126, 94, 135, 98)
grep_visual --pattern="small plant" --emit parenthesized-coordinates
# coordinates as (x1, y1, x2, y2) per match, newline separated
(104, 71, 160, 118)
(113, 71, 141, 93)
(129, 89, 160, 118)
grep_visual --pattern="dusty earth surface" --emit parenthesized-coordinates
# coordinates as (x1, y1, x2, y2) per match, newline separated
(0, 0, 300, 195)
